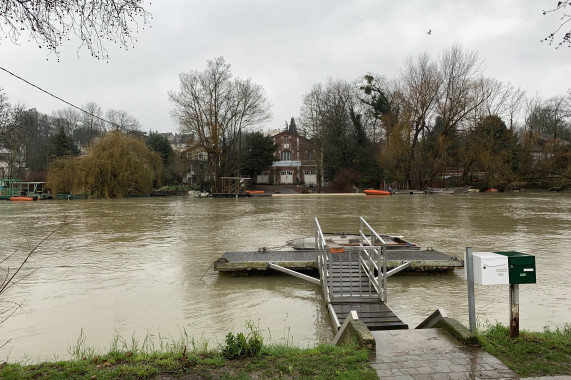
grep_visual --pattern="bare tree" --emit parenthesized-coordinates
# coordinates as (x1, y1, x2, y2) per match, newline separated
(542, 1, 571, 48)
(0, 0, 151, 60)
(398, 53, 441, 188)
(105, 109, 141, 132)
(51, 107, 82, 137)
(169, 57, 272, 191)
(1, 217, 78, 348)
(300, 83, 326, 191)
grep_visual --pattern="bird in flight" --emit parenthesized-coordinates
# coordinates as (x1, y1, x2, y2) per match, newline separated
(427, 29, 432, 35)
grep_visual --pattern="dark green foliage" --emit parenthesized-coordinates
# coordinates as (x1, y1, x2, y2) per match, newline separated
(288, 117, 297, 133)
(468, 115, 519, 189)
(240, 131, 277, 177)
(48, 126, 80, 159)
(146, 131, 172, 165)
(223, 321, 264, 359)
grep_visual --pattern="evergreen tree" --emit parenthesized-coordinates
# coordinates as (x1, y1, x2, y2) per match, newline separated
(48, 126, 80, 158)
(288, 117, 297, 133)
(146, 131, 172, 165)
(240, 131, 277, 177)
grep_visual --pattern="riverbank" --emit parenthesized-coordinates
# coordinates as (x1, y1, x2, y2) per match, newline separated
(478, 323, 571, 378)
(0, 343, 377, 379)
(1, 322, 569, 379)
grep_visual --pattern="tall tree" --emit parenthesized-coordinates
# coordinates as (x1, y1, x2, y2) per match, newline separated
(146, 132, 172, 165)
(300, 83, 325, 191)
(398, 53, 440, 188)
(286, 117, 297, 133)
(106, 109, 141, 132)
(425, 45, 492, 185)
(357, 74, 399, 144)
(240, 131, 277, 178)
(300, 79, 359, 189)
(73, 102, 105, 146)
(48, 126, 80, 159)
(0, 0, 151, 59)
(169, 57, 272, 191)
(468, 115, 518, 189)
(48, 131, 162, 197)
(51, 108, 82, 137)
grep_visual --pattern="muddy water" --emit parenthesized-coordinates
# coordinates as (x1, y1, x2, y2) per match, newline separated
(0, 191, 569, 362)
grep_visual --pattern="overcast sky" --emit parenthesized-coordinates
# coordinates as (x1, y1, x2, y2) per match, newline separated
(1, 1, 570, 134)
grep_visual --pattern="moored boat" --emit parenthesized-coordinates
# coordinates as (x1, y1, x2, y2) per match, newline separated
(0, 179, 21, 200)
(426, 186, 469, 194)
(426, 187, 454, 194)
(9, 196, 38, 201)
(286, 233, 419, 251)
(363, 189, 391, 195)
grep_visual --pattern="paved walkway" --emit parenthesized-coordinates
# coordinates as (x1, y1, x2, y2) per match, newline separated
(371, 328, 518, 379)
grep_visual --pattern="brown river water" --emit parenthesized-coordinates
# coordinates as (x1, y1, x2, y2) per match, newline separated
(0, 191, 569, 362)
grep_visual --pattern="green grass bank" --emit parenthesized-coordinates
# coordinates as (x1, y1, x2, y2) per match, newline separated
(477, 323, 571, 377)
(1, 322, 569, 379)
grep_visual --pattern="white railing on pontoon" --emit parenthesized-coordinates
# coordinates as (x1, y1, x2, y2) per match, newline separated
(316, 217, 397, 303)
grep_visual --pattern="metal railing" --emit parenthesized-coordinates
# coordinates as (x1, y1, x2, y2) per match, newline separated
(315, 217, 389, 303)
(359, 217, 388, 302)
(315, 217, 332, 304)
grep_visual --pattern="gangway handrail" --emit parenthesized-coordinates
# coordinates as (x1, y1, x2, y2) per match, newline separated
(358, 217, 388, 302)
(315, 218, 330, 303)
(359, 217, 386, 246)
(315, 217, 395, 303)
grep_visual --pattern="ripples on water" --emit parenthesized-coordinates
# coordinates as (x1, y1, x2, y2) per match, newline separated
(0, 192, 569, 362)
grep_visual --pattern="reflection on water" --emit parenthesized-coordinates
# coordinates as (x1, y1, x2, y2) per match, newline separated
(0, 191, 569, 362)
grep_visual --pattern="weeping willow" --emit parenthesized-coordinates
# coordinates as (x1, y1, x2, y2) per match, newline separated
(48, 131, 162, 198)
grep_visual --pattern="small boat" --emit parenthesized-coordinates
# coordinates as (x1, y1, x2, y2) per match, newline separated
(286, 233, 419, 251)
(363, 189, 391, 195)
(393, 189, 425, 194)
(189, 190, 210, 198)
(426, 187, 454, 194)
(485, 188, 498, 193)
(9, 196, 38, 201)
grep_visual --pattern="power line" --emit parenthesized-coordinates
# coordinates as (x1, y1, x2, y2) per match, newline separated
(0, 64, 117, 128)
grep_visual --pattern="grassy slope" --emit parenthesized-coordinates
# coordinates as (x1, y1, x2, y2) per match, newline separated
(0, 344, 377, 380)
(478, 323, 571, 377)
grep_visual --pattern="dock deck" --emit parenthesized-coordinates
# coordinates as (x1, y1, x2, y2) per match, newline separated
(213, 218, 462, 333)
(213, 248, 462, 273)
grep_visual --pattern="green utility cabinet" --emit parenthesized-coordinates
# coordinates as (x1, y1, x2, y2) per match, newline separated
(494, 251, 536, 284)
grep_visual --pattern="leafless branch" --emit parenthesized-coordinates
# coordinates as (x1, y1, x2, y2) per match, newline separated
(0, 216, 79, 296)
(542, 1, 571, 48)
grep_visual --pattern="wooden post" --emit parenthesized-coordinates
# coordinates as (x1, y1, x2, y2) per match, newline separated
(509, 284, 519, 338)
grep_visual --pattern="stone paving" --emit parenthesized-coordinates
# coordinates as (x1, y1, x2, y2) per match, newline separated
(371, 328, 519, 380)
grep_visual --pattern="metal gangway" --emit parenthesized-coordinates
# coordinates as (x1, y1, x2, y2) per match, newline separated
(269, 217, 410, 330)
(315, 217, 410, 306)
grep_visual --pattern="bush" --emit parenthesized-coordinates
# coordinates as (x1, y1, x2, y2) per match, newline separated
(223, 321, 263, 359)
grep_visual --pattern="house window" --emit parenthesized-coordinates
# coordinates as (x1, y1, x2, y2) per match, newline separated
(306, 150, 314, 160)
(281, 151, 292, 161)
(284, 136, 290, 144)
